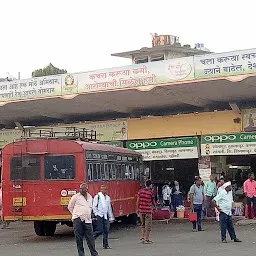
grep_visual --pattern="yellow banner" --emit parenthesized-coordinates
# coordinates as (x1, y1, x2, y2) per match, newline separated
(0, 120, 128, 148)
(38, 120, 128, 141)
(0, 129, 22, 148)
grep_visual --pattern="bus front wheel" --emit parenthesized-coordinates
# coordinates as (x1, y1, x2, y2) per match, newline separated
(34, 221, 45, 236)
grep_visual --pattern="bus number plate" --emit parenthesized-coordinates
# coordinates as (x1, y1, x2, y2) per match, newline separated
(60, 197, 71, 206)
(13, 197, 27, 206)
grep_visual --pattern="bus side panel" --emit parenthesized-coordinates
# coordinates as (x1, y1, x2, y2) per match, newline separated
(112, 181, 139, 216)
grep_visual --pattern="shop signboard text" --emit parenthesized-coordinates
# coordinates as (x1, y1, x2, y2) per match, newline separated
(201, 132, 256, 155)
(127, 137, 198, 161)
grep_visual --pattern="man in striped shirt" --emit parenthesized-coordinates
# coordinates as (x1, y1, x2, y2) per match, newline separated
(137, 180, 155, 244)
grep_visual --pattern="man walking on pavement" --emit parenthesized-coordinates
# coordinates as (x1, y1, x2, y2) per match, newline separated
(68, 183, 98, 256)
(189, 176, 204, 232)
(93, 184, 115, 249)
(204, 175, 217, 217)
(243, 173, 256, 219)
(212, 181, 242, 243)
(137, 180, 156, 244)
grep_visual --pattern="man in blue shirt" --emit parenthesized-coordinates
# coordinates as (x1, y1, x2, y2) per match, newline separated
(204, 175, 217, 217)
(189, 176, 204, 232)
(213, 181, 241, 243)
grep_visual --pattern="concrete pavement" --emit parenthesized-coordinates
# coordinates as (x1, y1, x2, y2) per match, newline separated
(0, 221, 256, 256)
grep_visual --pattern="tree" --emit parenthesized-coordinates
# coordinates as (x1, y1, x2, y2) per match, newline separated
(32, 63, 67, 77)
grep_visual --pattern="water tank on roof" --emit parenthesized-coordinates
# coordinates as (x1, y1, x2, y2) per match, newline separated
(152, 34, 179, 47)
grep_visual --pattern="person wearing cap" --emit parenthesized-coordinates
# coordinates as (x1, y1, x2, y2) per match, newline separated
(68, 183, 98, 256)
(212, 181, 241, 243)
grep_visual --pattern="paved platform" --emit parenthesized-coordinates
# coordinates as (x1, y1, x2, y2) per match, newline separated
(0, 221, 256, 256)
(236, 219, 256, 226)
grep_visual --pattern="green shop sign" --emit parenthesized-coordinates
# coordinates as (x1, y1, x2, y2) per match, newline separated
(126, 137, 199, 161)
(201, 132, 256, 156)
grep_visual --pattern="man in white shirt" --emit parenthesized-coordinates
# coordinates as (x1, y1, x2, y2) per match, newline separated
(93, 184, 115, 249)
(68, 183, 98, 256)
(162, 183, 171, 207)
(213, 181, 241, 243)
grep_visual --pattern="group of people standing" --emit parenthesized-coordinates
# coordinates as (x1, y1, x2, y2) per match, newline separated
(162, 181, 183, 216)
(137, 175, 243, 244)
(189, 175, 242, 243)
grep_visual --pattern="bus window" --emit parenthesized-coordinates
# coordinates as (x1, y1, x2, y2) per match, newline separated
(96, 163, 101, 180)
(122, 164, 127, 180)
(111, 164, 116, 180)
(100, 163, 105, 180)
(87, 163, 93, 181)
(125, 164, 134, 180)
(104, 163, 109, 181)
(11, 156, 41, 181)
(129, 164, 135, 180)
(116, 164, 122, 180)
(134, 164, 140, 180)
(125, 165, 129, 180)
(45, 155, 75, 180)
(108, 163, 113, 180)
(92, 163, 97, 180)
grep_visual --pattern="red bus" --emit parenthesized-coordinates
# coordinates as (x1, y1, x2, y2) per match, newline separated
(1, 128, 143, 236)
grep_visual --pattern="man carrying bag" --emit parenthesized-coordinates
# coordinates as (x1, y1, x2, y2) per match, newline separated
(93, 184, 115, 249)
(189, 176, 204, 232)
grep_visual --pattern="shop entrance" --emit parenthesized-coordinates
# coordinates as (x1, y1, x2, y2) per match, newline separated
(144, 159, 198, 196)
(223, 155, 256, 202)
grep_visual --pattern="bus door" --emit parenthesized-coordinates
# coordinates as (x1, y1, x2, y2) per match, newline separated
(8, 139, 51, 221)
(10, 154, 42, 221)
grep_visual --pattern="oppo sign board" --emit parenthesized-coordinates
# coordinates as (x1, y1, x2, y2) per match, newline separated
(203, 134, 237, 143)
(128, 141, 157, 150)
(201, 132, 256, 156)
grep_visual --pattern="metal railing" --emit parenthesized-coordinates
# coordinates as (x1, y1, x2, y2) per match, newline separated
(20, 127, 97, 142)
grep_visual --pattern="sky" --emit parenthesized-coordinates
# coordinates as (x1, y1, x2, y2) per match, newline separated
(0, 0, 255, 79)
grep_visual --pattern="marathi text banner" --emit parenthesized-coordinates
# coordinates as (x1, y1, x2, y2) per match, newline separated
(0, 76, 62, 102)
(77, 57, 194, 93)
(0, 57, 194, 103)
(194, 48, 256, 79)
